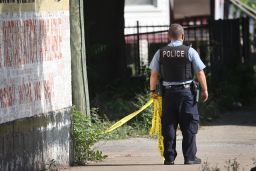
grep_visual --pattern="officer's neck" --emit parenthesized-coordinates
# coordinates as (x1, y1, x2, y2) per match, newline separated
(171, 39, 183, 43)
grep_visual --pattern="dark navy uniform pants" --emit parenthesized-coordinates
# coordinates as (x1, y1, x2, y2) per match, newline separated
(161, 86, 199, 162)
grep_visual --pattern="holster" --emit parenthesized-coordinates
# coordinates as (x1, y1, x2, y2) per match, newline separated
(191, 81, 199, 103)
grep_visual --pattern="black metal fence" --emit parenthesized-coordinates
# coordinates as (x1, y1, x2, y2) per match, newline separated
(125, 16, 210, 76)
(124, 16, 256, 79)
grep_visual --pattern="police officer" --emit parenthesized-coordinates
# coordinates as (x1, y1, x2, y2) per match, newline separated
(149, 24, 208, 165)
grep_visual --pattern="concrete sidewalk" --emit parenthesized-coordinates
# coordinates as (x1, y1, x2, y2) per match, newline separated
(62, 109, 256, 171)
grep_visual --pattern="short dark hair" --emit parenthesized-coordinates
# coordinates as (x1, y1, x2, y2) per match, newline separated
(169, 24, 184, 40)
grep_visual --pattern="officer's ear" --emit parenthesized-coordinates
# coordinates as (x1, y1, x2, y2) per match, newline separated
(168, 34, 172, 41)
(181, 34, 185, 41)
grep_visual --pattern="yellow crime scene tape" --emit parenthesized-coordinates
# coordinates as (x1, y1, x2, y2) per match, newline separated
(105, 96, 164, 157)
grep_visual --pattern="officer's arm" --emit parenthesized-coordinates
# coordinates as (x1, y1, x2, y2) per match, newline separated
(150, 71, 159, 91)
(149, 50, 160, 93)
(196, 70, 208, 102)
(189, 48, 208, 102)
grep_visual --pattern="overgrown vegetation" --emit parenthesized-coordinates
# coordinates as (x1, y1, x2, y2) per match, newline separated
(90, 77, 148, 120)
(101, 93, 154, 139)
(200, 158, 256, 171)
(89, 76, 153, 137)
(241, 0, 256, 9)
(224, 159, 240, 171)
(72, 109, 107, 165)
(201, 160, 220, 171)
(210, 64, 256, 109)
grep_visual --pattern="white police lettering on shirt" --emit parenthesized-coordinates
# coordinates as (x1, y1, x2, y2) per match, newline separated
(163, 50, 185, 58)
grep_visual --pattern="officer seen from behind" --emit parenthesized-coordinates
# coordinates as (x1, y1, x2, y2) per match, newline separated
(149, 24, 208, 165)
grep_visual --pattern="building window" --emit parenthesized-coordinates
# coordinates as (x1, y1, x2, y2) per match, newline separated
(125, 0, 157, 7)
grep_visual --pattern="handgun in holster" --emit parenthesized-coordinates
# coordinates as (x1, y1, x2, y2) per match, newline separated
(191, 81, 200, 103)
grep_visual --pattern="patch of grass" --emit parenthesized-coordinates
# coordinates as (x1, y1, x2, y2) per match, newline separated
(201, 160, 220, 171)
(201, 160, 211, 171)
(200, 158, 256, 171)
(103, 124, 150, 140)
(225, 158, 240, 171)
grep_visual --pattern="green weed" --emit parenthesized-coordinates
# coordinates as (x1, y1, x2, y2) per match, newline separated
(224, 158, 240, 171)
(201, 160, 220, 171)
(72, 108, 107, 165)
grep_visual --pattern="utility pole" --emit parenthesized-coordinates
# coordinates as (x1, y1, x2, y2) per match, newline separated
(70, 0, 90, 116)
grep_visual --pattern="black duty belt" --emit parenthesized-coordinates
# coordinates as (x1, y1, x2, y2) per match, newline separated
(164, 83, 191, 89)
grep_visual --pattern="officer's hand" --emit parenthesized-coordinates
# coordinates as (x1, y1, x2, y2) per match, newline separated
(150, 92, 159, 99)
(201, 90, 208, 102)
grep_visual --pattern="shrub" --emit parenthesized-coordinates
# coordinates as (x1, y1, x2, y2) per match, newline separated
(131, 93, 152, 134)
(72, 108, 107, 165)
(211, 64, 256, 109)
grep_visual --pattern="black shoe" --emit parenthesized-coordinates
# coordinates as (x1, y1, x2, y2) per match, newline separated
(164, 160, 174, 165)
(184, 157, 201, 165)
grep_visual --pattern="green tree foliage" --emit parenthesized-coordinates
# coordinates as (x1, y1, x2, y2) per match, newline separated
(241, 0, 256, 9)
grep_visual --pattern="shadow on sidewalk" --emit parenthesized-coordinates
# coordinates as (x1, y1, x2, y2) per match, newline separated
(203, 106, 256, 126)
(86, 163, 186, 166)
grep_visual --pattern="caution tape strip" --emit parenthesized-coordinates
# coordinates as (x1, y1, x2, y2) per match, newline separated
(105, 98, 153, 133)
(149, 96, 164, 157)
(104, 96, 164, 157)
